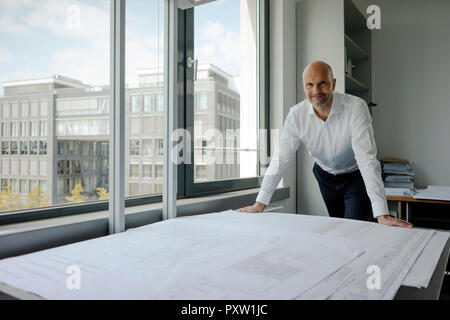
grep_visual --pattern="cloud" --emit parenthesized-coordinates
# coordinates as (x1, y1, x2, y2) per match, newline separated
(203, 20, 226, 40)
(0, 0, 109, 39)
(51, 30, 165, 87)
(125, 31, 164, 87)
(0, 48, 13, 63)
(0, 0, 165, 87)
(0, 0, 112, 87)
(52, 37, 110, 86)
(197, 20, 240, 76)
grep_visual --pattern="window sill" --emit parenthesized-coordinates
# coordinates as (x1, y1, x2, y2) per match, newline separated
(0, 187, 290, 259)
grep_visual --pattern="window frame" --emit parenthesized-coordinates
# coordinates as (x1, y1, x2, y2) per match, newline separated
(183, 0, 269, 197)
(0, 0, 271, 226)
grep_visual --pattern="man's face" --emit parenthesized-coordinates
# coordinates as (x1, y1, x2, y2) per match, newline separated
(302, 69, 336, 108)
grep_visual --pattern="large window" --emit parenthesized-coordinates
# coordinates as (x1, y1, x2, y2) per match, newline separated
(186, 0, 263, 195)
(0, 0, 110, 216)
(0, 0, 267, 224)
(125, 0, 164, 198)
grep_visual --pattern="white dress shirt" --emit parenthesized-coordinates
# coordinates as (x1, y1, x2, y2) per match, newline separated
(256, 91, 388, 218)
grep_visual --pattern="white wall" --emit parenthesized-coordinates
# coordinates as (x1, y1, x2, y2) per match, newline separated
(270, 0, 297, 213)
(354, 0, 450, 187)
(295, 0, 345, 216)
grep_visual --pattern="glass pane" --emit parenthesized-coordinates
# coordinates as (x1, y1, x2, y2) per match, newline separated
(0, 0, 110, 214)
(193, 0, 258, 182)
(125, 0, 164, 197)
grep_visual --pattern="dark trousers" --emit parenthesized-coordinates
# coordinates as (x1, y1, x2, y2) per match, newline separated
(312, 163, 375, 222)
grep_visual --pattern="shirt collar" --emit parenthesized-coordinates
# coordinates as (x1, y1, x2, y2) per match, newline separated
(308, 92, 341, 117)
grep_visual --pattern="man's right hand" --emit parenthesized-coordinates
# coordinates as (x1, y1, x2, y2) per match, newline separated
(236, 202, 266, 213)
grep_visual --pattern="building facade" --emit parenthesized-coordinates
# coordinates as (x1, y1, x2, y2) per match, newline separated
(0, 64, 240, 210)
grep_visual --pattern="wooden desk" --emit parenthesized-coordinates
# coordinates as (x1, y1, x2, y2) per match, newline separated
(387, 195, 450, 222)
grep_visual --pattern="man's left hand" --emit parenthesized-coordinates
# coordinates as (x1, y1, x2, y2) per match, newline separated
(376, 215, 413, 228)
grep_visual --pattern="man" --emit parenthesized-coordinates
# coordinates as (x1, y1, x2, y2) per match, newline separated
(238, 61, 412, 228)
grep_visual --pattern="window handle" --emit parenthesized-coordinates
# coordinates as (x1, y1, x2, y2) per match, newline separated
(187, 56, 198, 81)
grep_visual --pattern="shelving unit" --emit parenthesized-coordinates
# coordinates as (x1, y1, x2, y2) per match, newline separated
(344, 0, 373, 112)
(345, 74, 368, 92)
(344, 34, 368, 61)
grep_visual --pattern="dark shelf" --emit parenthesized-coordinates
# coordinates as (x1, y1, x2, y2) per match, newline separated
(345, 74, 368, 92)
(345, 34, 368, 61)
(344, 0, 367, 31)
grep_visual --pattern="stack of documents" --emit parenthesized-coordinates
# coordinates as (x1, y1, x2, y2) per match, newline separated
(382, 159, 415, 189)
(0, 211, 447, 300)
(414, 186, 450, 201)
(384, 187, 414, 197)
(298, 220, 435, 299)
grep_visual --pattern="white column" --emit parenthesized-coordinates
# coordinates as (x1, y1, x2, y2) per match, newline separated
(163, 0, 178, 220)
(240, 0, 258, 178)
(109, 0, 126, 234)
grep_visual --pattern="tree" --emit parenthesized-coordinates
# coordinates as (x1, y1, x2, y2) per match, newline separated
(96, 187, 109, 200)
(0, 184, 22, 212)
(25, 187, 49, 209)
(66, 184, 86, 203)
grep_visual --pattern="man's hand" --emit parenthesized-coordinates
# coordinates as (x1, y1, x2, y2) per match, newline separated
(236, 202, 266, 213)
(376, 215, 413, 228)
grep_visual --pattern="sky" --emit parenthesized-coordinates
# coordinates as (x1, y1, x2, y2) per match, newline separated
(0, 0, 242, 96)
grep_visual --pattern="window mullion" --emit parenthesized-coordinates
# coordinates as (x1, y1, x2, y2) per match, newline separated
(109, 0, 126, 234)
(163, 0, 178, 220)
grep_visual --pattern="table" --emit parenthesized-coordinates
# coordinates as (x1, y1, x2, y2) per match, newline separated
(386, 195, 450, 222)
(0, 211, 448, 300)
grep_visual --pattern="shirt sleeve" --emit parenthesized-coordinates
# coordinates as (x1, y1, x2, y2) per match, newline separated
(256, 110, 302, 205)
(350, 102, 389, 218)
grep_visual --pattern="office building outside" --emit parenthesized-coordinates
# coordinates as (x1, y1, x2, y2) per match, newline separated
(0, 64, 240, 211)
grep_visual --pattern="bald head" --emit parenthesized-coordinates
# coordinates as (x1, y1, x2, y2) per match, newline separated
(302, 60, 336, 108)
(302, 61, 334, 82)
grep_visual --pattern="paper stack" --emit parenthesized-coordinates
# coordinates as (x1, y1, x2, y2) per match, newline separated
(0, 211, 445, 300)
(414, 186, 450, 201)
(382, 158, 415, 190)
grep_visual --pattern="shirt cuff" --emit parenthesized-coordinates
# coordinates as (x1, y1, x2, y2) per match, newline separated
(256, 190, 273, 206)
(371, 200, 389, 218)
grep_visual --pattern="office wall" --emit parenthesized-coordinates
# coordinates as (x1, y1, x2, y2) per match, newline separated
(270, 0, 297, 213)
(353, 0, 450, 187)
(295, 0, 345, 216)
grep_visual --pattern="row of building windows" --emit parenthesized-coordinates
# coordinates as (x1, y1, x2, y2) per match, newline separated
(57, 141, 109, 157)
(56, 119, 109, 137)
(57, 159, 109, 176)
(130, 94, 164, 113)
(217, 116, 240, 134)
(129, 182, 163, 196)
(0, 159, 47, 177)
(56, 176, 99, 195)
(216, 92, 239, 116)
(129, 116, 164, 136)
(56, 97, 110, 117)
(1, 121, 48, 137)
(0, 178, 47, 194)
(129, 163, 163, 179)
(1, 141, 47, 156)
(56, 159, 109, 175)
(129, 139, 164, 157)
(1, 101, 48, 119)
(214, 164, 240, 180)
